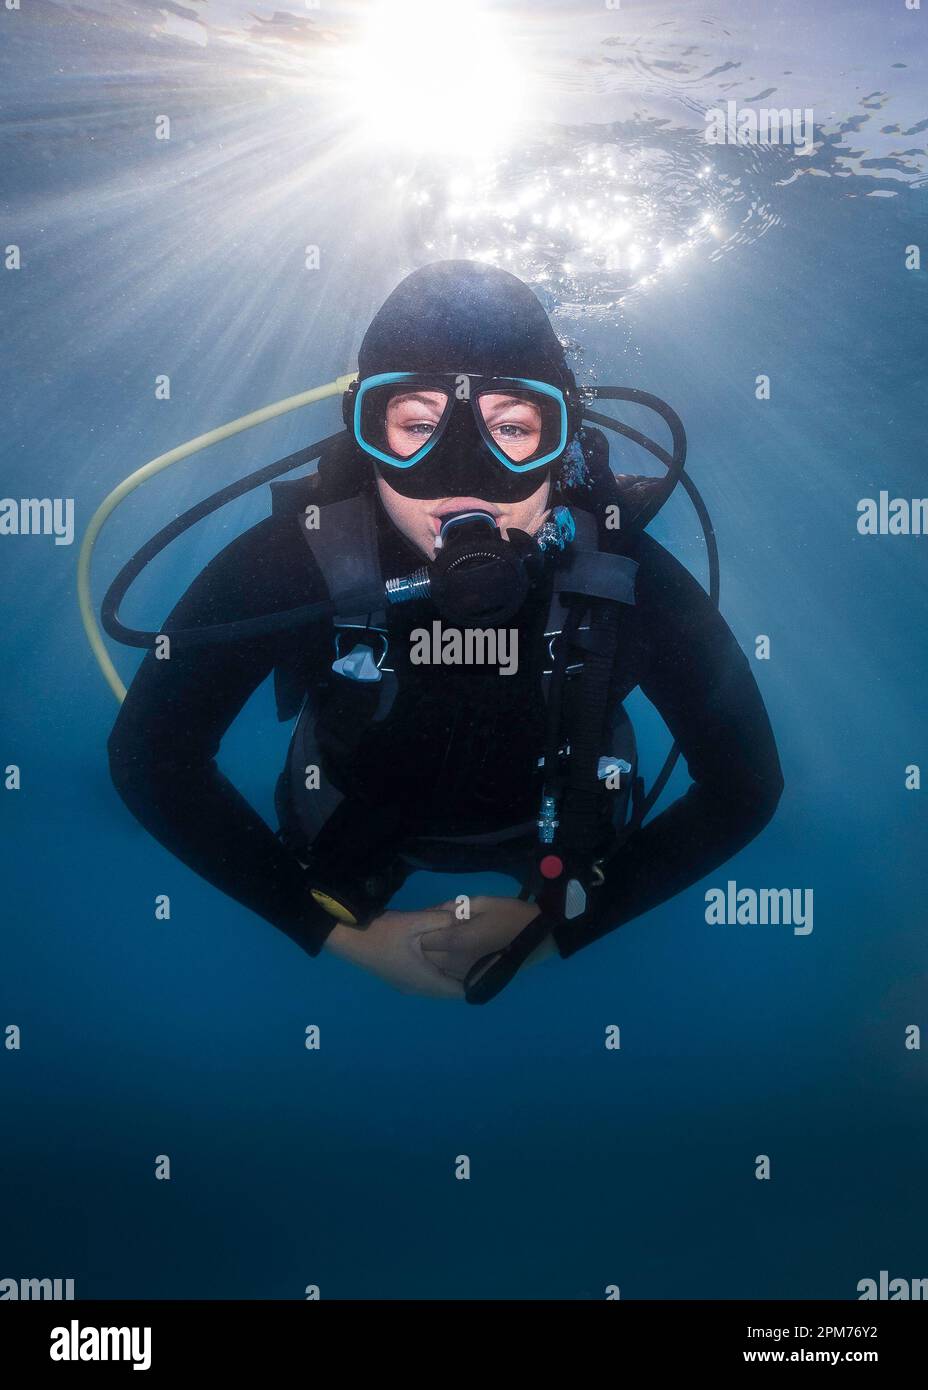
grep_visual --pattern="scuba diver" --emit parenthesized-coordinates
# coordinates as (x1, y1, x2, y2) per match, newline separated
(104, 260, 784, 1002)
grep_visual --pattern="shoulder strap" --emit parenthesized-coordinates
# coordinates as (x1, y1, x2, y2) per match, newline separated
(269, 481, 386, 720)
(555, 549, 638, 605)
(538, 506, 638, 869)
(294, 488, 387, 627)
(544, 507, 638, 635)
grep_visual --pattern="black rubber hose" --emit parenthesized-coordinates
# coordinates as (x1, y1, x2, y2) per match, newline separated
(100, 433, 345, 649)
(585, 386, 687, 528)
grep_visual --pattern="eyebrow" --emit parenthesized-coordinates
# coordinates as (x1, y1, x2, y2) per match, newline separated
(387, 392, 447, 410)
(480, 395, 541, 418)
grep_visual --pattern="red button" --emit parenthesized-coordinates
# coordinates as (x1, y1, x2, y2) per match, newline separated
(540, 855, 564, 879)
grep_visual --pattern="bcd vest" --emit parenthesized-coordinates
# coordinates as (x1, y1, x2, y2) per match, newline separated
(270, 480, 641, 906)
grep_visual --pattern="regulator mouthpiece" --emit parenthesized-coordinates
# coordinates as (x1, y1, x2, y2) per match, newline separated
(430, 510, 533, 625)
(435, 509, 499, 550)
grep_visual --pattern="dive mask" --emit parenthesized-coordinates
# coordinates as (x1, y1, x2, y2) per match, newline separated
(347, 371, 570, 502)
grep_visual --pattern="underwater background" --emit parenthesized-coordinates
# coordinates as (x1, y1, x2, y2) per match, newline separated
(1, 0, 926, 1299)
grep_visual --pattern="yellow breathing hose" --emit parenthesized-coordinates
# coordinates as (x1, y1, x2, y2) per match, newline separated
(77, 372, 358, 703)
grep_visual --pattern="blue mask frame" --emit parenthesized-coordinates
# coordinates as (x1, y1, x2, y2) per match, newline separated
(353, 371, 569, 473)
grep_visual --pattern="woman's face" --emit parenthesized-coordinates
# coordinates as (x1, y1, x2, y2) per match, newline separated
(375, 387, 551, 558)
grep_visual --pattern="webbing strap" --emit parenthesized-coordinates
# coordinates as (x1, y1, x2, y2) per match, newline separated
(554, 549, 638, 605)
(296, 490, 387, 626)
(545, 508, 601, 632)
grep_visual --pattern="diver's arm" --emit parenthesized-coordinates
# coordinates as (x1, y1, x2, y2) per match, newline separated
(107, 516, 335, 956)
(553, 534, 784, 959)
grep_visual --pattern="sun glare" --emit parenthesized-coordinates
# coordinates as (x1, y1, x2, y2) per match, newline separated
(346, 0, 528, 155)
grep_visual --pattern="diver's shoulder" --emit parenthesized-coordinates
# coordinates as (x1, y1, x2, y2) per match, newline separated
(270, 433, 370, 520)
(612, 472, 666, 522)
(570, 476, 667, 564)
(627, 528, 711, 615)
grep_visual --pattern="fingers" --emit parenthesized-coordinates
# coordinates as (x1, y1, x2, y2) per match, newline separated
(418, 924, 459, 951)
(409, 907, 456, 931)
(418, 922, 471, 980)
(419, 940, 456, 974)
(425, 895, 501, 916)
(403, 926, 468, 996)
(419, 927, 486, 984)
(421, 952, 468, 984)
(421, 951, 454, 975)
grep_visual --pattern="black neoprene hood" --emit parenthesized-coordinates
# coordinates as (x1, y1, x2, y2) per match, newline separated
(356, 259, 578, 395)
(347, 260, 582, 501)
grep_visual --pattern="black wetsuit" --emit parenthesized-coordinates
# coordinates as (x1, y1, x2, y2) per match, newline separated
(108, 482, 784, 962)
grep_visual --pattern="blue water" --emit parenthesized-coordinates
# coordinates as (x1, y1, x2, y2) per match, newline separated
(1, 0, 926, 1299)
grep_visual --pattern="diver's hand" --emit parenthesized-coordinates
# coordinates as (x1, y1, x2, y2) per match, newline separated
(323, 909, 466, 999)
(419, 895, 558, 984)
